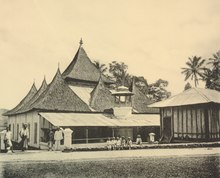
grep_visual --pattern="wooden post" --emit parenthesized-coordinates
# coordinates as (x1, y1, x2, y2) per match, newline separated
(200, 109, 203, 139)
(191, 108, 193, 138)
(196, 108, 199, 139)
(218, 108, 220, 138)
(209, 109, 212, 139)
(186, 107, 188, 136)
(181, 107, 183, 137)
(112, 128, 115, 137)
(171, 107, 174, 137)
(86, 127, 88, 144)
(177, 107, 179, 138)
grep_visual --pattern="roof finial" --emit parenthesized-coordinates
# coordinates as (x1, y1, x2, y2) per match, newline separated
(58, 62, 60, 69)
(79, 38, 83, 47)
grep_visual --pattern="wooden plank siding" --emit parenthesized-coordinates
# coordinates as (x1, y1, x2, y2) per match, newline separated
(161, 104, 220, 142)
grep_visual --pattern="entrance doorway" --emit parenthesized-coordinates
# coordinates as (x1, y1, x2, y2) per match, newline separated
(163, 116, 172, 141)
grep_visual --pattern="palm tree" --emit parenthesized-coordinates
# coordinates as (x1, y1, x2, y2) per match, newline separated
(181, 56, 205, 87)
(93, 60, 108, 74)
(208, 51, 220, 79)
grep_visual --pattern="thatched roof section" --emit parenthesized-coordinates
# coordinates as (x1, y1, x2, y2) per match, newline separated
(130, 79, 159, 113)
(31, 69, 91, 112)
(90, 77, 115, 111)
(62, 46, 114, 84)
(149, 87, 220, 108)
(4, 83, 37, 116)
(16, 78, 48, 114)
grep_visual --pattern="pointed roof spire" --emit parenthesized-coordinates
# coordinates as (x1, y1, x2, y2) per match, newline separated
(79, 38, 83, 47)
(58, 62, 60, 70)
(62, 41, 114, 84)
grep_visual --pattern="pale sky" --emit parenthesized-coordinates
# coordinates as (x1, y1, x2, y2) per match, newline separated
(0, 0, 220, 109)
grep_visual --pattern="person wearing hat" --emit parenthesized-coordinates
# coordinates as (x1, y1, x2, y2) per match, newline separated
(19, 123, 29, 151)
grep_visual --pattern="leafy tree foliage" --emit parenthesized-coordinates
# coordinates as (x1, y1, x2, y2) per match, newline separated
(147, 79, 171, 102)
(109, 61, 131, 87)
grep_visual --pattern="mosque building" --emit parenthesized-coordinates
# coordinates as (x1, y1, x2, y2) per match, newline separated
(4, 40, 160, 149)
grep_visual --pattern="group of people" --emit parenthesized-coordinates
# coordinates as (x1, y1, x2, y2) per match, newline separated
(48, 127, 64, 151)
(3, 123, 29, 153)
(3, 124, 64, 153)
(106, 135, 142, 150)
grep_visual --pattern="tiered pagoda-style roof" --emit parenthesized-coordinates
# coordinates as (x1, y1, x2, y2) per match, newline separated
(62, 40, 114, 85)
(5, 40, 157, 116)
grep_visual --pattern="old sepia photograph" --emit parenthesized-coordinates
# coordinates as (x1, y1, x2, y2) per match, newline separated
(0, 0, 219, 177)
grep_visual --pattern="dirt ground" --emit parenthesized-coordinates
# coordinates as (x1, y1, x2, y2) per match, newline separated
(0, 147, 219, 163)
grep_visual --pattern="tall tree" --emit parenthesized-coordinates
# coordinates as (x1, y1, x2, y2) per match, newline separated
(181, 56, 205, 87)
(202, 51, 220, 91)
(208, 51, 220, 70)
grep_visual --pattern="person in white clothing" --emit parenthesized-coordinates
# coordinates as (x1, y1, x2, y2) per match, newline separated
(54, 127, 63, 151)
(4, 126, 14, 153)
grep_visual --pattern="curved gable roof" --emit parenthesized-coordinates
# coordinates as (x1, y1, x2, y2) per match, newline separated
(16, 78, 48, 114)
(4, 83, 37, 116)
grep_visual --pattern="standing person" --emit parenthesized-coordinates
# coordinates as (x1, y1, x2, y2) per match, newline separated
(4, 127, 14, 153)
(48, 128, 54, 151)
(19, 124, 29, 151)
(54, 127, 63, 151)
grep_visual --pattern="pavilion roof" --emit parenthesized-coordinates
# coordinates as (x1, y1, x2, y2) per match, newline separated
(149, 87, 220, 108)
